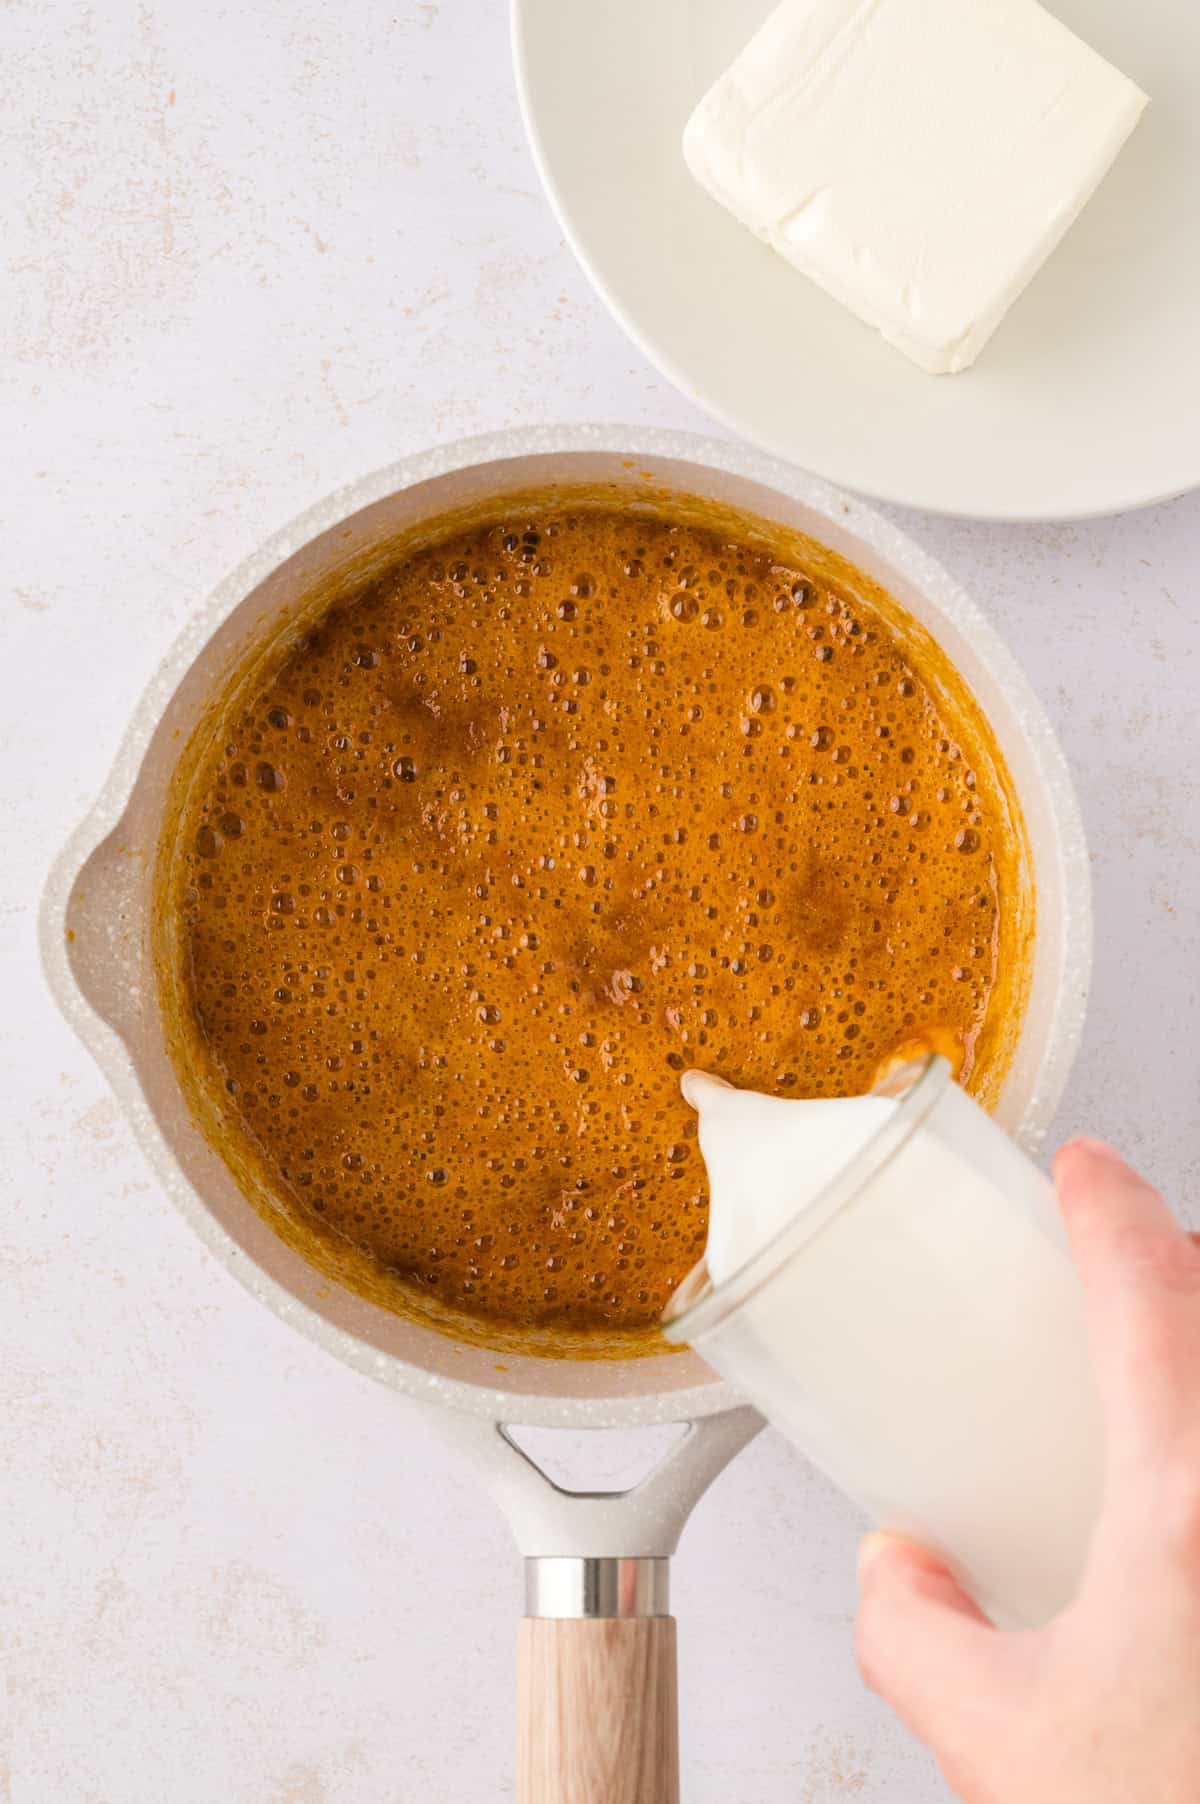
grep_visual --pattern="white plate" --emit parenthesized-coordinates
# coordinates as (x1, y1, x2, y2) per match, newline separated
(513, 0, 1199, 520)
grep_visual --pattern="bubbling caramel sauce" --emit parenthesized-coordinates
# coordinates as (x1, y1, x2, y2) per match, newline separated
(158, 496, 1032, 1357)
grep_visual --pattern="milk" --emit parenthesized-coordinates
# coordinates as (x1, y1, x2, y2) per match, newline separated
(670, 1060, 1104, 1628)
(681, 1071, 895, 1286)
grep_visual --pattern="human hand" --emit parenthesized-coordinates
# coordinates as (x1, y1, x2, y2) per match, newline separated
(854, 1138, 1200, 1804)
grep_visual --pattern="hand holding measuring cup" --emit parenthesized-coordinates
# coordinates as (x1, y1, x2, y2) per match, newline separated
(665, 1055, 1107, 1628)
(856, 1139, 1200, 1804)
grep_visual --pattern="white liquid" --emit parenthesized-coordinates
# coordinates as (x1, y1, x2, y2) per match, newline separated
(681, 1070, 895, 1285)
(682, 1068, 1104, 1627)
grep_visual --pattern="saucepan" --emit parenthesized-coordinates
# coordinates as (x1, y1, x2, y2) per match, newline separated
(40, 426, 1091, 1802)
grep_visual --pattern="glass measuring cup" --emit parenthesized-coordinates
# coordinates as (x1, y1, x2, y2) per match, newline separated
(663, 1055, 1104, 1628)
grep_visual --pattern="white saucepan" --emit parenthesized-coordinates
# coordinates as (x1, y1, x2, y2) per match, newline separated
(41, 426, 1091, 1803)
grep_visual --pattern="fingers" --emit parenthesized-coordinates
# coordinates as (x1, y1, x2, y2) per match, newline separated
(1055, 1139, 1200, 1463)
(855, 1533, 1016, 1759)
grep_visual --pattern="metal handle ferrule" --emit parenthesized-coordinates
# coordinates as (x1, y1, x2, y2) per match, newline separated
(524, 1556, 670, 1619)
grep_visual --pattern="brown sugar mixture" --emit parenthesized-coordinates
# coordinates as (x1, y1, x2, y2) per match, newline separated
(159, 499, 1031, 1356)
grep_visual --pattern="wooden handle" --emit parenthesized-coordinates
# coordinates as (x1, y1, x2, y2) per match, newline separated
(517, 1616, 679, 1804)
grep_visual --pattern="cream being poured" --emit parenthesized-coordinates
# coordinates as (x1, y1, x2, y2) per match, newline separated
(680, 1068, 895, 1285)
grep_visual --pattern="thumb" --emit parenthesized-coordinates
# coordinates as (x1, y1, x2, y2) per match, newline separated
(855, 1533, 1016, 1753)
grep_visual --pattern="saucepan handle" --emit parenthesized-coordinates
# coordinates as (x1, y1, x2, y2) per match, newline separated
(426, 1406, 761, 1804)
(518, 1559, 678, 1804)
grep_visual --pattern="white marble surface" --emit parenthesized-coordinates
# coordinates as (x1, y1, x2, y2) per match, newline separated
(4, 1, 1199, 1799)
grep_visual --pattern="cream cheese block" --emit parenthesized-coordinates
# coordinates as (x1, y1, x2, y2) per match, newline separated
(683, 0, 1147, 373)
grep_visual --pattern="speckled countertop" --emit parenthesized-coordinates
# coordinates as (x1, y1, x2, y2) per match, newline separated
(4, 2, 1199, 1800)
